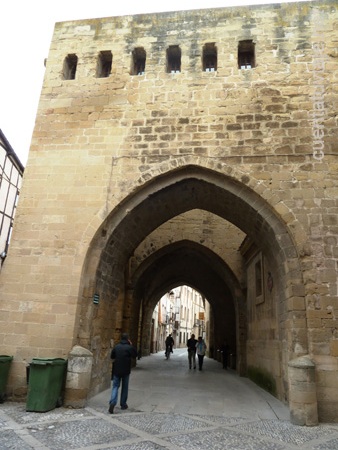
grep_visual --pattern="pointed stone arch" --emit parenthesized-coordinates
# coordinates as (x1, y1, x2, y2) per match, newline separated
(77, 163, 306, 400)
(130, 240, 246, 374)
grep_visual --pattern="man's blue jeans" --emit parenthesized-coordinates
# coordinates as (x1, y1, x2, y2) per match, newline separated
(110, 374, 129, 407)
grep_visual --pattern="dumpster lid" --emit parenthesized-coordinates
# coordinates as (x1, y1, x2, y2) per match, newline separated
(0, 355, 13, 362)
(31, 358, 67, 365)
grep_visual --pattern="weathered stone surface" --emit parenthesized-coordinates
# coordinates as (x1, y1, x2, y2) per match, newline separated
(0, 0, 337, 423)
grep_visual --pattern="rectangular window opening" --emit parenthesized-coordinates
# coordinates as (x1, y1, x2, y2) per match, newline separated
(132, 47, 146, 75)
(203, 43, 217, 72)
(97, 51, 112, 78)
(238, 40, 255, 69)
(167, 45, 181, 73)
(63, 54, 78, 80)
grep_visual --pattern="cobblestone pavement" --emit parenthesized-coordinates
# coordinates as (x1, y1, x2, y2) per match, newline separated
(1, 349, 337, 449)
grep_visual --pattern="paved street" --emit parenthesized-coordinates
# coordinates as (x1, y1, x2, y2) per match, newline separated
(1, 348, 338, 449)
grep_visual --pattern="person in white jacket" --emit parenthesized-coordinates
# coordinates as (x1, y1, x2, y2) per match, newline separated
(196, 336, 207, 371)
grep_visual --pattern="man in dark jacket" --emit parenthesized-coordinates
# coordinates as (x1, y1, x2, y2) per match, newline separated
(187, 333, 197, 369)
(165, 334, 174, 353)
(109, 333, 137, 414)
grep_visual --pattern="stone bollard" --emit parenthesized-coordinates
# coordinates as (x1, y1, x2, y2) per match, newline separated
(64, 346, 93, 408)
(288, 356, 318, 426)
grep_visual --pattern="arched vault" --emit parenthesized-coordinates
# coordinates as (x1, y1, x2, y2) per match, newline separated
(87, 165, 299, 294)
(79, 165, 305, 400)
(132, 240, 240, 307)
(131, 240, 246, 365)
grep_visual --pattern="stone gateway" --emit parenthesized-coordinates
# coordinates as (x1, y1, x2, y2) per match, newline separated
(0, 1, 337, 424)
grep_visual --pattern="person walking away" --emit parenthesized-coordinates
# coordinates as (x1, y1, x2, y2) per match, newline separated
(196, 336, 207, 371)
(220, 341, 230, 369)
(165, 334, 174, 357)
(187, 333, 197, 369)
(109, 333, 137, 414)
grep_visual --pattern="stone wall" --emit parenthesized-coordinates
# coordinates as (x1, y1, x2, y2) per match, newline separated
(244, 248, 283, 398)
(0, 1, 337, 421)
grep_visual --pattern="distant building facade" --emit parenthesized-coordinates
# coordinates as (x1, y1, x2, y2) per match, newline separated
(151, 286, 207, 353)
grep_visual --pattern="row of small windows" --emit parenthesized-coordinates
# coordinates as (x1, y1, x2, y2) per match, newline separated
(63, 40, 255, 80)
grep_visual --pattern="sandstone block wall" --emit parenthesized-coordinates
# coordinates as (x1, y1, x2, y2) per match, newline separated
(0, 1, 337, 421)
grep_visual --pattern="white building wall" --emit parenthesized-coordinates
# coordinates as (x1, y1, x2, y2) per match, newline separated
(0, 131, 24, 270)
(151, 286, 208, 351)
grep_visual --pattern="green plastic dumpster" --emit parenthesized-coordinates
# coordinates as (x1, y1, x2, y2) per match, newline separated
(0, 355, 13, 403)
(26, 358, 67, 412)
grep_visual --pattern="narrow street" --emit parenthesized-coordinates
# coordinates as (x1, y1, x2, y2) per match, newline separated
(90, 348, 289, 419)
(1, 349, 337, 449)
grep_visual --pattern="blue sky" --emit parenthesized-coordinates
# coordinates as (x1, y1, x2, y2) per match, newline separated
(1, 0, 312, 165)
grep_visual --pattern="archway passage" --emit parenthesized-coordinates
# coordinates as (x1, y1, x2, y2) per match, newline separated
(78, 166, 304, 404)
(132, 240, 242, 368)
